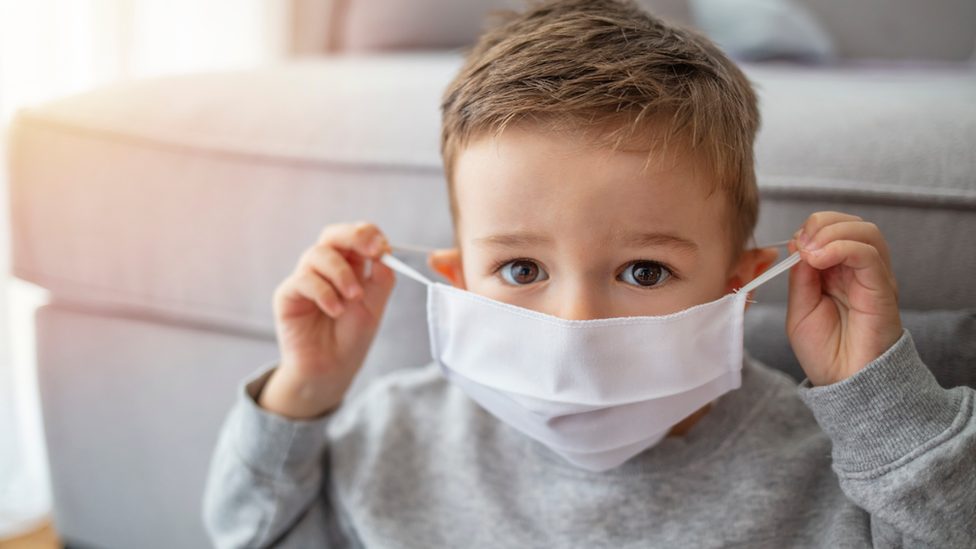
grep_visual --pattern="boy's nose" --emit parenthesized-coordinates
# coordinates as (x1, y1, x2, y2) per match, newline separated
(548, 286, 609, 321)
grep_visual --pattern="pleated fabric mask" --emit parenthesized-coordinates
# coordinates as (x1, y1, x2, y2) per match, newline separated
(379, 250, 800, 472)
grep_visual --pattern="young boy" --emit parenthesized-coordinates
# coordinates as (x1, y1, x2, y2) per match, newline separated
(203, 1, 975, 546)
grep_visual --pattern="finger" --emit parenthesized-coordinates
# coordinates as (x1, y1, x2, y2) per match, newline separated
(360, 259, 396, 318)
(799, 221, 894, 280)
(337, 250, 396, 311)
(794, 212, 862, 248)
(316, 248, 396, 323)
(801, 240, 896, 296)
(342, 249, 377, 283)
(303, 245, 363, 300)
(786, 252, 824, 330)
(276, 271, 345, 317)
(318, 222, 390, 259)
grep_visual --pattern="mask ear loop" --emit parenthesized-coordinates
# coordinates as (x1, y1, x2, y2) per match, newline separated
(757, 240, 791, 249)
(737, 251, 802, 295)
(380, 253, 434, 285)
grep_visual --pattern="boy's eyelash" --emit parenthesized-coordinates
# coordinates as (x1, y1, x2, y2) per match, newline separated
(490, 256, 531, 274)
(625, 259, 679, 278)
(619, 259, 681, 287)
(489, 257, 680, 281)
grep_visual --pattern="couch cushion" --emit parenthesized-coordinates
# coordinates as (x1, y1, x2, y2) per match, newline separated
(799, 0, 976, 61)
(690, 0, 837, 62)
(335, 0, 692, 52)
(8, 53, 976, 338)
(313, 0, 976, 61)
(11, 55, 456, 169)
(8, 55, 461, 336)
(748, 63, 976, 308)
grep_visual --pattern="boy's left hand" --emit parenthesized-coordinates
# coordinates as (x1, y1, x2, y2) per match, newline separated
(786, 212, 903, 386)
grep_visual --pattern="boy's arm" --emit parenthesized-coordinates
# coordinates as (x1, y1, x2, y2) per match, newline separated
(203, 222, 393, 548)
(786, 212, 975, 546)
(202, 366, 352, 549)
(798, 331, 976, 548)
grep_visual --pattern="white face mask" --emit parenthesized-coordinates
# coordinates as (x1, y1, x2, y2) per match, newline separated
(380, 250, 799, 472)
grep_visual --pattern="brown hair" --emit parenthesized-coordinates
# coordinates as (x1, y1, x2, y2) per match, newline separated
(440, 0, 761, 256)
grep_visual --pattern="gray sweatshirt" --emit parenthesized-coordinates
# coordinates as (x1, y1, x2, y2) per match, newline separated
(202, 331, 976, 548)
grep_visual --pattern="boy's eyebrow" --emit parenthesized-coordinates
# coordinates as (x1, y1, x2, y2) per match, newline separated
(472, 232, 555, 249)
(610, 230, 699, 254)
(471, 231, 697, 254)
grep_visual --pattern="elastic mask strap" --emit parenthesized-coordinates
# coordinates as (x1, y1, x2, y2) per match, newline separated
(737, 251, 801, 295)
(380, 253, 433, 286)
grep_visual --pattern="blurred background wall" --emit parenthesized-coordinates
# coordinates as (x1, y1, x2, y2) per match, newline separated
(0, 0, 291, 536)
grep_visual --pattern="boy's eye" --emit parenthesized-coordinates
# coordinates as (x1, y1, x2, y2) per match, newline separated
(500, 260, 549, 285)
(619, 261, 671, 288)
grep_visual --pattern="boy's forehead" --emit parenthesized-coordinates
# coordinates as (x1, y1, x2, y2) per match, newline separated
(452, 126, 729, 252)
(455, 123, 712, 196)
(453, 126, 714, 212)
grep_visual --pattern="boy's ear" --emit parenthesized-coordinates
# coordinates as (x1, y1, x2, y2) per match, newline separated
(428, 248, 466, 289)
(726, 247, 779, 295)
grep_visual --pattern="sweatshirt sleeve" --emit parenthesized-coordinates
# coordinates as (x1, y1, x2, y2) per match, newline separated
(202, 365, 353, 549)
(798, 330, 976, 548)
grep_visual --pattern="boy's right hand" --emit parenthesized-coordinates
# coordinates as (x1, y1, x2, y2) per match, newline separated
(258, 222, 395, 419)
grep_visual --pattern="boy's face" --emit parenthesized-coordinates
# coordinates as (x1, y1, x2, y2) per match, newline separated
(430, 125, 773, 319)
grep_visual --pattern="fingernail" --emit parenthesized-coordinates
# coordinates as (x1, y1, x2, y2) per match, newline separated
(798, 229, 811, 249)
(805, 239, 820, 251)
(369, 236, 384, 255)
(331, 301, 345, 316)
(811, 248, 825, 258)
(346, 284, 361, 298)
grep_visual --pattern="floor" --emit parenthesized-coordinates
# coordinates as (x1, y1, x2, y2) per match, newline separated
(0, 522, 61, 549)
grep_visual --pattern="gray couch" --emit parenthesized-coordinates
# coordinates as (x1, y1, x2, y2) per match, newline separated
(7, 1, 976, 548)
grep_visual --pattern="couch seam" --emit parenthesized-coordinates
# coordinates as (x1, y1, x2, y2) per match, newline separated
(758, 179, 976, 210)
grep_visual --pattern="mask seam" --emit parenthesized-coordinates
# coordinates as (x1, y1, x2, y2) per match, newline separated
(729, 292, 748, 378)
